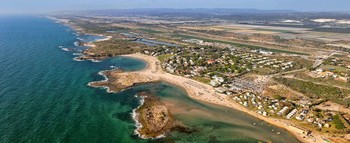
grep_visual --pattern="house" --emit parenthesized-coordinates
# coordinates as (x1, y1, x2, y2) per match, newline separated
(277, 106, 289, 115)
(243, 101, 248, 107)
(209, 76, 225, 87)
(207, 59, 215, 65)
(210, 80, 221, 87)
(286, 109, 298, 119)
(263, 111, 268, 116)
(215, 87, 226, 93)
(324, 123, 330, 128)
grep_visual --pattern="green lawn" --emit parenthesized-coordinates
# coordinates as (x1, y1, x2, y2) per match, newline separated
(157, 54, 173, 62)
(333, 114, 345, 129)
(191, 76, 211, 84)
(138, 28, 163, 34)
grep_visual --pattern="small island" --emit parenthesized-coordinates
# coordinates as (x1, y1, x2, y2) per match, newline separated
(134, 92, 178, 138)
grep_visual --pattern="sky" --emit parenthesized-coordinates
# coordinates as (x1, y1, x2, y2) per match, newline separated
(1, 0, 350, 14)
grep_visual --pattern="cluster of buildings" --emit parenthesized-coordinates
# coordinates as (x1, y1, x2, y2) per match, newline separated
(143, 44, 297, 97)
(182, 39, 232, 48)
(146, 45, 295, 77)
(309, 68, 349, 82)
(232, 92, 305, 119)
(235, 52, 294, 71)
(153, 47, 251, 78)
(251, 49, 274, 55)
(210, 76, 268, 96)
(231, 92, 345, 130)
(142, 43, 349, 132)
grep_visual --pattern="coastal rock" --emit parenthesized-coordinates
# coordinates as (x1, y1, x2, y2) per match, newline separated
(89, 69, 160, 93)
(135, 92, 178, 138)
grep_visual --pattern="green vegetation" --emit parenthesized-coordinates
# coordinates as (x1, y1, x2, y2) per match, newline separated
(192, 76, 211, 84)
(321, 65, 350, 75)
(253, 28, 300, 34)
(138, 28, 163, 34)
(192, 29, 231, 36)
(312, 28, 350, 34)
(272, 94, 285, 100)
(158, 46, 253, 76)
(253, 67, 275, 75)
(172, 33, 199, 39)
(157, 54, 173, 62)
(172, 33, 308, 55)
(273, 35, 288, 43)
(292, 72, 350, 89)
(333, 114, 345, 129)
(275, 78, 350, 107)
(86, 39, 144, 57)
(74, 20, 130, 34)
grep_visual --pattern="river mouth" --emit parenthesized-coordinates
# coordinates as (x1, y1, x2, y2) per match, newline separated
(125, 82, 300, 143)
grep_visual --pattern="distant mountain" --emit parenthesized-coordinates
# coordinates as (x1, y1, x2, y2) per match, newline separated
(56, 8, 350, 22)
(77, 8, 300, 16)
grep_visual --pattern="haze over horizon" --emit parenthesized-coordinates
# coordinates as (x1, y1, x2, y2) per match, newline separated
(1, 0, 350, 14)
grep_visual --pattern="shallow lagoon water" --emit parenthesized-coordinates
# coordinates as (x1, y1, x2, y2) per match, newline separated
(130, 83, 300, 143)
(0, 16, 299, 143)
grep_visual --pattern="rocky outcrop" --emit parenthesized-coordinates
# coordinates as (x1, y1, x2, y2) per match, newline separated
(135, 92, 177, 138)
(88, 69, 160, 93)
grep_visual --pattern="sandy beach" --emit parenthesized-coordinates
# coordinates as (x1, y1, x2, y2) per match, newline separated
(82, 35, 112, 48)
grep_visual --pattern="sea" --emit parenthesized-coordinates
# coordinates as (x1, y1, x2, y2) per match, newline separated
(0, 16, 300, 143)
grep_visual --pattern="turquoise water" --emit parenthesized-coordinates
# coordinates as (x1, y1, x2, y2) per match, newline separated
(0, 16, 299, 143)
(0, 16, 146, 143)
(133, 83, 300, 143)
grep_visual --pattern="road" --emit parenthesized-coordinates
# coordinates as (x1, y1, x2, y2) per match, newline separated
(311, 51, 337, 69)
(269, 67, 307, 77)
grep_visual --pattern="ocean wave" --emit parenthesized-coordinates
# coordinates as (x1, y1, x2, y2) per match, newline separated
(132, 95, 145, 138)
(90, 59, 102, 63)
(87, 82, 115, 93)
(73, 53, 83, 56)
(74, 41, 80, 47)
(73, 57, 84, 62)
(61, 48, 71, 51)
(110, 66, 119, 69)
(132, 95, 166, 139)
(87, 70, 116, 93)
(98, 71, 108, 82)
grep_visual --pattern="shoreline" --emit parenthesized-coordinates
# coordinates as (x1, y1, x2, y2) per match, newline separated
(49, 17, 325, 142)
(48, 16, 113, 62)
(91, 53, 329, 143)
(132, 95, 147, 139)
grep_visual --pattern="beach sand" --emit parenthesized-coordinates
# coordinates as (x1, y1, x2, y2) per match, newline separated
(91, 53, 328, 143)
